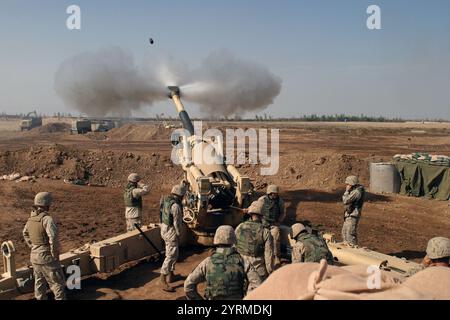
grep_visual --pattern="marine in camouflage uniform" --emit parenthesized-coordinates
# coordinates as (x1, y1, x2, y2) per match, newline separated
(257, 185, 285, 268)
(184, 225, 246, 300)
(124, 173, 149, 231)
(22, 192, 66, 300)
(342, 176, 365, 246)
(290, 223, 334, 264)
(159, 185, 185, 292)
(406, 237, 450, 276)
(235, 201, 274, 293)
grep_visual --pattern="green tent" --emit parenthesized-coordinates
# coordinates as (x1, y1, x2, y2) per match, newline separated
(395, 161, 450, 201)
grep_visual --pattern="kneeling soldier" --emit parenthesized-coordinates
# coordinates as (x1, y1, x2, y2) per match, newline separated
(290, 222, 334, 264)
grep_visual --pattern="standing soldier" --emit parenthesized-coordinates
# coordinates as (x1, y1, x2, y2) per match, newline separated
(22, 192, 66, 300)
(184, 225, 246, 300)
(124, 173, 149, 232)
(257, 184, 285, 268)
(235, 201, 274, 293)
(290, 223, 334, 264)
(159, 185, 185, 292)
(342, 176, 365, 246)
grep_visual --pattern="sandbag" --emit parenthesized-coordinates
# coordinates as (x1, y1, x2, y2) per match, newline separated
(244, 260, 450, 300)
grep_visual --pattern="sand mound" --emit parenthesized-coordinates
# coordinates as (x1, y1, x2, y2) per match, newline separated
(36, 122, 71, 133)
(106, 123, 173, 141)
(0, 144, 183, 189)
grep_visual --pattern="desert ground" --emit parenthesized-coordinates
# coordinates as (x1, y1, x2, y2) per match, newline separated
(0, 118, 449, 300)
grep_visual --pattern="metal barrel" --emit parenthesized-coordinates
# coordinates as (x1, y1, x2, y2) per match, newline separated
(370, 162, 400, 193)
(179, 110, 194, 136)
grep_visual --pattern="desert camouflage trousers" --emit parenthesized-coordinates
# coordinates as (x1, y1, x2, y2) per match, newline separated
(267, 225, 281, 266)
(241, 255, 268, 294)
(342, 216, 360, 246)
(160, 225, 179, 275)
(126, 217, 142, 232)
(32, 261, 66, 300)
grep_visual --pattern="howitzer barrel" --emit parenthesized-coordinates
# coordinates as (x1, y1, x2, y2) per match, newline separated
(168, 86, 194, 136)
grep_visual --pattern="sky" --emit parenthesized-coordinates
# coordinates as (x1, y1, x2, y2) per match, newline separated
(0, 0, 450, 120)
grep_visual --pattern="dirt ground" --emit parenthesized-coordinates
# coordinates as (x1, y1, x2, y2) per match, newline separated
(1, 119, 449, 300)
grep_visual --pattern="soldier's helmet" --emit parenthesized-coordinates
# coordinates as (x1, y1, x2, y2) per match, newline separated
(290, 223, 306, 239)
(128, 173, 141, 183)
(213, 225, 236, 246)
(266, 184, 279, 194)
(34, 192, 53, 207)
(345, 176, 359, 186)
(426, 237, 450, 259)
(247, 201, 263, 215)
(171, 185, 186, 197)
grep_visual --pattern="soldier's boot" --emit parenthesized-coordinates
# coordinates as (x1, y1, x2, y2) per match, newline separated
(159, 273, 175, 292)
(167, 271, 182, 283)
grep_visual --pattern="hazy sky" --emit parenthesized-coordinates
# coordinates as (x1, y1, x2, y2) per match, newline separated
(1, 0, 450, 119)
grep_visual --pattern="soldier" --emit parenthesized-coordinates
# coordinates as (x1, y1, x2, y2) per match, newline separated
(22, 192, 66, 300)
(342, 176, 365, 246)
(124, 173, 149, 232)
(159, 185, 185, 292)
(257, 184, 286, 268)
(184, 225, 246, 300)
(407, 237, 450, 276)
(235, 201, 274, 293)
(290, 223, 334, 264)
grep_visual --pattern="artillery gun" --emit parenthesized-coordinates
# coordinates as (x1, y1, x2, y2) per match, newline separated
(167, 86, 253, 246)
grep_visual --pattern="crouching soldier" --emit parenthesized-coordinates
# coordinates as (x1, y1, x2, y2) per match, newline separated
(124, 173, 149, 231)
(257, 184, 286, 268)
(184, 226, 246, 300)
(407, 237, 450, 276)
(290, 223, 334, 264)
(159, 185, 185, 292)
(235, 201, 274, 293)
(23, 192, 66, 300)
(342, 176, 365, 246)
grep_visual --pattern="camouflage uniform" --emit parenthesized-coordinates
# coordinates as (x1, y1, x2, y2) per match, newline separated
(257, 195, 285, 264)
(235, 220, 274, 293)
(23, 209, 66, 300)
(342, 183, 365, 245)
(291, 232, 334, 264)
(184, 247, 246, 300)
(159, 195, 183, 276)
(124, 182, 149, 231)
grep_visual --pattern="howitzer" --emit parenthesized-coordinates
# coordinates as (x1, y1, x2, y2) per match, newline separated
(167, 86, 253, 246)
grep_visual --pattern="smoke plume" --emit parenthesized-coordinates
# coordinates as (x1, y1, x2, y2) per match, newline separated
(55, 47, 282, 116)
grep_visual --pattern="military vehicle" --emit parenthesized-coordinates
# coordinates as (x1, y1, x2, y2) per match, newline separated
(19, 111, 42, 131)
(91, 120, 115, 132)
(71, 119, 92, 134)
